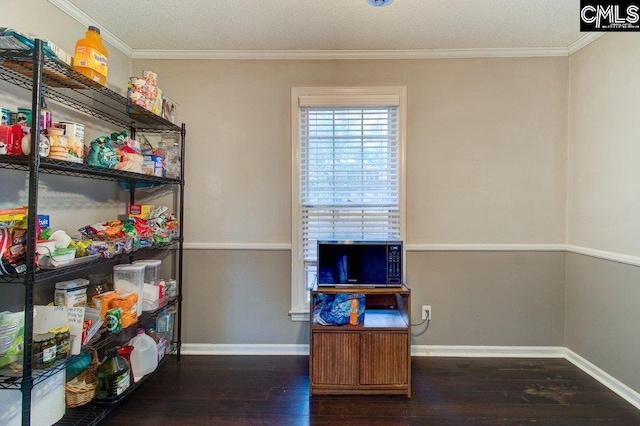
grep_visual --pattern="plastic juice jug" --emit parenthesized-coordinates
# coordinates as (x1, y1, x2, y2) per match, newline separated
(129, 329, 158, 382)
(117, 345, 135, 386)
(73, 26, 108, 85)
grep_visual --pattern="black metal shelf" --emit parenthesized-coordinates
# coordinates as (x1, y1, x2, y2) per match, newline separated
(56, 353, 177, 426)
(0, 240, 181, 284)
(0, 155, 181, 184)
(0, 49, 181, 134)
(0, 358, 67, 390)
(0, 296, 179, 390)
(0, 39, 185, 426)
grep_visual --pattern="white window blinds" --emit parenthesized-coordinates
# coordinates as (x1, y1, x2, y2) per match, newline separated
(299, 105, 401, 262)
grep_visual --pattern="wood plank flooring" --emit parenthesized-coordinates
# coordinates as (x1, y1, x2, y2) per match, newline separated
(100, 355, 640, 425)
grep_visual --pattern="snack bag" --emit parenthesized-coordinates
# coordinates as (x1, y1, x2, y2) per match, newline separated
(0, 311, 24, 368)
(87, 136, 118, 168)
(110, 293, 139, 326)
(115, 139, 143, 174)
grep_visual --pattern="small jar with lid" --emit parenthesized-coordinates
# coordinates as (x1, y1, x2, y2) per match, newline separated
(33, 333, 57, 369)
(48, 326, 71, 360)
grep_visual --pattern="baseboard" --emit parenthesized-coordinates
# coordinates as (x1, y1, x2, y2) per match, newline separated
(181, 343, 309, 356)
(181, 343, 640, 410)
(410, 345, 565, 358)
(182, 343, 565, 358)
(564, 348, 640, 411)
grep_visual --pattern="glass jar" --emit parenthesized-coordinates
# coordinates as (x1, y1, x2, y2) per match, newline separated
(33, 332, 57, 369)
(48, 325, 71, 360)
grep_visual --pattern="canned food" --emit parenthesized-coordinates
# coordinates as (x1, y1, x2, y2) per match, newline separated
(16, 107, 31, 126)
(106, 307, 122, 333)
(33, 332, 57, 369)
(0, 108, 10, 125)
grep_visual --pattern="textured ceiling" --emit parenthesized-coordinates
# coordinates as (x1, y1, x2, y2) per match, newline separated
(61, 0, 583, 53)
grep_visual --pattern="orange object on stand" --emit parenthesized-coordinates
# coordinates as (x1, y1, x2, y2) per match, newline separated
(350, 298, 358, 326)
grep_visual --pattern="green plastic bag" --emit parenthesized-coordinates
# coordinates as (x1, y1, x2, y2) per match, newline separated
(87, 136, 118, 169)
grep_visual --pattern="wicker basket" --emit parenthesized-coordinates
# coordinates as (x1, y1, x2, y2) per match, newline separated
(65, 352, 99, 408)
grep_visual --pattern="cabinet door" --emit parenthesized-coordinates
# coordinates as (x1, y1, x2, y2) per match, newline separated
(312, 332, 359, 385)
(360, 332, 408, 385)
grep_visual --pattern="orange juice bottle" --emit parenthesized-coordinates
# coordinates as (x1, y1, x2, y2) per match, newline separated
(350, 298, 358, 326)
(73, 26, 108, 85)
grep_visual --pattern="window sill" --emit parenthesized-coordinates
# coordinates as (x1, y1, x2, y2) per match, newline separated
(289, 310, 310, 322)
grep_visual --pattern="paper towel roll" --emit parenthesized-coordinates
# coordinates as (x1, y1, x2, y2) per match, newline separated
(0, 368, 65, 426)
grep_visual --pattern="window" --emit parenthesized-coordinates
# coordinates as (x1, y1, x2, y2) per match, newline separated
(290, 87, 407, 320)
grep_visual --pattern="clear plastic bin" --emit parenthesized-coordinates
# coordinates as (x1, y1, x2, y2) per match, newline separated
(132, 259, 162, 284)
(113, 264, 145, 316)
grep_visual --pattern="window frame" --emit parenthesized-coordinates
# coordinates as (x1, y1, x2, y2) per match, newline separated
(290, 86, 407, 321)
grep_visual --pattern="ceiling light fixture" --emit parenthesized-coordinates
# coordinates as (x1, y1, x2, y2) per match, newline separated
(367, 0, 394, 7)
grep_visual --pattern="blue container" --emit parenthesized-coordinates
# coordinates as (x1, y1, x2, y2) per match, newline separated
(0, 108, 10, 125)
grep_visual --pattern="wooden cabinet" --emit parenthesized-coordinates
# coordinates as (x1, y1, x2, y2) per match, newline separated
(309, 286, 411, 397)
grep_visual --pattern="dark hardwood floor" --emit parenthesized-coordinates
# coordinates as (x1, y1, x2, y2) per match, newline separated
(99, 355, 640, 425)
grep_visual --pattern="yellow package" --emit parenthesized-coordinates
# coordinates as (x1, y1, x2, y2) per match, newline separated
(109, 292, 138, 328)
(91, 291, 118, 322)
(128, 204, 154, 219)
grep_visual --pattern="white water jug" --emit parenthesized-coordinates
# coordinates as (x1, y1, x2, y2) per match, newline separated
(129, 329, 158, 382)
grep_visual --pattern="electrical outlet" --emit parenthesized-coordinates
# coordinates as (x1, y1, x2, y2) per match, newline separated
(422, 305, 432, 320)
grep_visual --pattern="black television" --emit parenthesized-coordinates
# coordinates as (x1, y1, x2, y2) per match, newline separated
(317, 240, 403, 287)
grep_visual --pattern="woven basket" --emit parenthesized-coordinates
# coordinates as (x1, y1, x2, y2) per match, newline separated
(65, 351, 99, 408)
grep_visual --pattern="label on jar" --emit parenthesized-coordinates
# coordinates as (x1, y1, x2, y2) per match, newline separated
(42, 345, 56, 364)
(115, 371, 130, 395)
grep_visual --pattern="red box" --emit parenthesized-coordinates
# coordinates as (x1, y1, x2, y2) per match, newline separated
(0, 125, 12, 154)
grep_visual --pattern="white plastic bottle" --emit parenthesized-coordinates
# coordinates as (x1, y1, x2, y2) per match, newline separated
(165, 142, 181, 179)
(156, 140, 168, 176)
(129, 329, 158, 382)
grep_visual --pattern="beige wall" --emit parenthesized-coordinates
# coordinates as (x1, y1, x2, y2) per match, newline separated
(3, 0, 131, 94)
(568, 34, 640, 256)
(0, 0, 133, 228)
(134, 57, 568, 245)
(565, 253, 640, 393)
(181, 250, 566, 346)
(131, 56, 569, 347)
(566, 33, 640, 394)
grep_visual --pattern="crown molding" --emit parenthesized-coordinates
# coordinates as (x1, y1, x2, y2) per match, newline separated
(50, 0, 603, 61)
(568, 32, 606, 55)
(47, 0, 132, 57)
(131, 47, 570, 61)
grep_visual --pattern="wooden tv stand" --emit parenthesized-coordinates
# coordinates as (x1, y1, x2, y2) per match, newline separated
(309, 286, 411, 397)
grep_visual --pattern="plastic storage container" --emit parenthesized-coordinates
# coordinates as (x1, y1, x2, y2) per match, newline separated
(129, 329, 158, 382)
(113, 264, 145, 316)
(73, 26, 108, 85)
(132, 259, 162, 284)
(54, 278, 90, 307)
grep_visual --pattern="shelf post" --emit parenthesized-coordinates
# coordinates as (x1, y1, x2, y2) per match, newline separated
(176, 123, 186, 361)
(21, 38, 45, 426)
